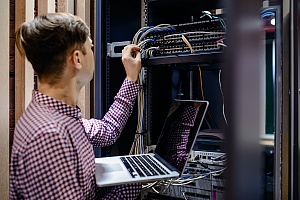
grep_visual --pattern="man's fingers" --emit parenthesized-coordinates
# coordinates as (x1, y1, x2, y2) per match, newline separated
(123, 44, 141, 58)
(134, 49, 141, 60)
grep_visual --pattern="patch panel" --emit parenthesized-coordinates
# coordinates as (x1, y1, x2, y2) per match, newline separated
(138, 16, 226, 58)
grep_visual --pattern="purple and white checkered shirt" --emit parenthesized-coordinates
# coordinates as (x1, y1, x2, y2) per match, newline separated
(10, 79, 141, 200)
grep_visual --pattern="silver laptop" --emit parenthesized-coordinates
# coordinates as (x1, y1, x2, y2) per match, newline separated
(95, 99, 209, 187)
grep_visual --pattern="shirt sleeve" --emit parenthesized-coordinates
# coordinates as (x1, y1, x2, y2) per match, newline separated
(81, 78, 139, 147)
(10, 130, 87, 200)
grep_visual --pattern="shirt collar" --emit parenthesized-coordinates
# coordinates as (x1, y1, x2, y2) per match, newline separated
(32, 90, 82, 119)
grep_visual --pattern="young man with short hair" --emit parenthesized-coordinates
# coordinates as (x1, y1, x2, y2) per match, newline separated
(10, 12, 142, 199)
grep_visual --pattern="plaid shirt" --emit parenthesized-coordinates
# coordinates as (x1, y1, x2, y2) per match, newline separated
(10, 79, 140, 200)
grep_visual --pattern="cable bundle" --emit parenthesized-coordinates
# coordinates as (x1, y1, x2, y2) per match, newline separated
(129, 67, 146, 155)
(130, 24, 176, 155)
(142, 166, 226, 191)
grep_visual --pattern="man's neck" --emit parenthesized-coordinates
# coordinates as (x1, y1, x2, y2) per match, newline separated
(38, 80, 79, 107)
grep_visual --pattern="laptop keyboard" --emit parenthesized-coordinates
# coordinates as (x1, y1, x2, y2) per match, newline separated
(120, 155, 170, 178)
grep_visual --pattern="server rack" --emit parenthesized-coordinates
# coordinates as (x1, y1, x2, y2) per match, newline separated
(96, 0, 228, 156)
(95, 0, 142, 156)
(94, 0, 282, 199)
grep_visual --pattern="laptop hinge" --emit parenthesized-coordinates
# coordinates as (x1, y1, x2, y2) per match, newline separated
(153, 153, 181, 174)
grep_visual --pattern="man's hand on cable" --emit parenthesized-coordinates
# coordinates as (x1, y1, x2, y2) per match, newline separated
(121, 44, 142, 83)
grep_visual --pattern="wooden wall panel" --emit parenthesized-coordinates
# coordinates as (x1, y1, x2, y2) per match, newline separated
(57, 0, 75, 14)
(5, 0, 94, 198)
(0, 0, 10, 198)
(15, 0, 35, 122)
(38, 0, 55, 15)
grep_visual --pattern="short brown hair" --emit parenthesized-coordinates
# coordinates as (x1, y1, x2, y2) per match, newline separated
(15, 13, 90, 84)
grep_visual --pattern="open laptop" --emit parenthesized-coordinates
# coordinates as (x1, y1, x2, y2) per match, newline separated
(95, 99, 209, 187)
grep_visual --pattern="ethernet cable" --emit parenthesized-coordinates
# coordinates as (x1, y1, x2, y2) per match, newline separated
(181, 35, 194, 53)
(217, 43, 227, 48)
(142, 167, 226, 191)
(135, 24, 173, 45)
(164, 31, 226, 39)
(132, 26, 153, 45)
(198, 64, 219, 129)
(131, 24, 177, 155)
(200, 11, 226, 29)
(138, 24, 173, 43)
(129, 67, 146, 155)
(182, 191, 188, 200)
(216, 37, 227, 49)
(218, 69, 228, 125)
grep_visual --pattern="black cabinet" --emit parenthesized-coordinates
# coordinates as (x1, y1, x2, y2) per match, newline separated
(95, 0, 227, 155)
(94, 0, 283, 199)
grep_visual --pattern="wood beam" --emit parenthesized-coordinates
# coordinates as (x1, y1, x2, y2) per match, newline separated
(57, 0, 74, 14)
(15, 0, 35, 123)
(37, 0, 55, 15)
(0, 0, 10, 198)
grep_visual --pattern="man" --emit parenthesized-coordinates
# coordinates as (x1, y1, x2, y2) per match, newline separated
(10, 12, 141, 199)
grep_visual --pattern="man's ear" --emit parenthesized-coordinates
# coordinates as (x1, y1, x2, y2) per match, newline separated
(71, 50, 82, 70)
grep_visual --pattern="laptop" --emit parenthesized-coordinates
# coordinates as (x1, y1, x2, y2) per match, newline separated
(95, 99, 209, 187)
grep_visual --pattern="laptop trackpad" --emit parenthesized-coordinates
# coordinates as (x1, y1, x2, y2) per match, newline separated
(97, 163, 123, 172)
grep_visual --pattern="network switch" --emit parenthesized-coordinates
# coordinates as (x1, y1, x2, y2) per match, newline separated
(133, 14, 226, 59)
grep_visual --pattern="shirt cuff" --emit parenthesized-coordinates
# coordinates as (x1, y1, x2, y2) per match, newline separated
(116, 78, 139, 102)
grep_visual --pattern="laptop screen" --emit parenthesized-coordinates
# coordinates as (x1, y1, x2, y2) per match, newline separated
(154, 100, 209, 174)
